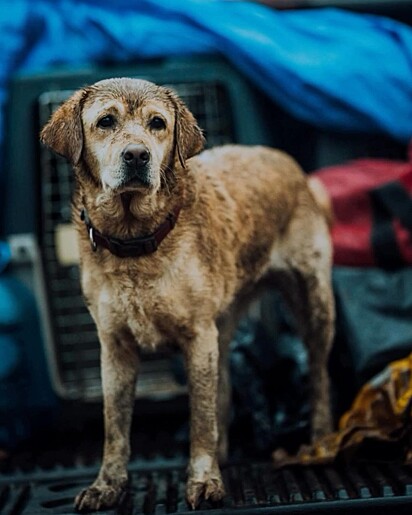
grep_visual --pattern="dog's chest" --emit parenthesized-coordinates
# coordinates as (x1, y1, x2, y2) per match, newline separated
(88, 268, 194, 350)
(96, 282, 163, 349)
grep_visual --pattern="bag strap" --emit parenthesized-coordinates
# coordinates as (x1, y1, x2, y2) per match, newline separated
(370, 181, 412, 269)
(372, 181, 412, 231)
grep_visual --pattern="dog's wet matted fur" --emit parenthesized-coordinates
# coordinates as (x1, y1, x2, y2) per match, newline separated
(41, 78, 335, 512)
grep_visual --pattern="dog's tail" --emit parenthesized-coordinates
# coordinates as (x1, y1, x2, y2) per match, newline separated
(307, 176, 334, 228)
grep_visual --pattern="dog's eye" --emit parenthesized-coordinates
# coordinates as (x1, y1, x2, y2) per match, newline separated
(97, 115, 116, 129)
(149, 117, 166, 130)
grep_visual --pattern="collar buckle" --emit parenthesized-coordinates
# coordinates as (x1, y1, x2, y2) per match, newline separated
(88, 227, 97, 252)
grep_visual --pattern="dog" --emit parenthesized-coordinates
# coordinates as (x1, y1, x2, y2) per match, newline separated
(40, 78, 335, 512)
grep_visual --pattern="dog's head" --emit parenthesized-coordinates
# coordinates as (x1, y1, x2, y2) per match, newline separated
(40, 78, 204, 194)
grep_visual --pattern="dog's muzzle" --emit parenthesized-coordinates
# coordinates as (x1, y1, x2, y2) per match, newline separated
(121, 143, 151, 186)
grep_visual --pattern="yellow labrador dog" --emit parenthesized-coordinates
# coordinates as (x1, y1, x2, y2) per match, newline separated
(41, 78, 335, 512)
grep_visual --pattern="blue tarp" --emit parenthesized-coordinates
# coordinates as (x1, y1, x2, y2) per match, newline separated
(1, 0, 412, 165)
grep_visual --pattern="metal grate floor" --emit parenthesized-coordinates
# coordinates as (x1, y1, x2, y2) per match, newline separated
(2, 460, 412, 514)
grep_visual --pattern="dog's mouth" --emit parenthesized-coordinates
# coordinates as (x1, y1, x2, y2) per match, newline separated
(119, 176, 153, 190)
(107, 169, 159, 194)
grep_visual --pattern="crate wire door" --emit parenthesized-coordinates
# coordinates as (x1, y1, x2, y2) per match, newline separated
(38, 81, 235, 401)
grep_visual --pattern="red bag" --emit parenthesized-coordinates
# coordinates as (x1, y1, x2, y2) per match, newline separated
(313, 146, 412, 268)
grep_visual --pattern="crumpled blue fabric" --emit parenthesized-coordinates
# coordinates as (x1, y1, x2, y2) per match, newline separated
(1, 0, 412, 175)
(0, 241, 11, 273)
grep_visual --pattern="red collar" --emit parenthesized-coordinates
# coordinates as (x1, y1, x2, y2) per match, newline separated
(80, 205, 181, 258)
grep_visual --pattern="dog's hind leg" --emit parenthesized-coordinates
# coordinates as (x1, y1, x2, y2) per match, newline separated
(273, 214, 335, 442)
(184, 322, 225, 509)
(74, 332, 139, 512)
(296, 265, 335, 441)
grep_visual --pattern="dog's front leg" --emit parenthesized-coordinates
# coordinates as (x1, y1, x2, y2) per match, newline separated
(184, 323, 225, 509)
(75, 334, 139, 512)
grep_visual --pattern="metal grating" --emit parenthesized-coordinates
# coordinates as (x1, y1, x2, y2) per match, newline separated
(37, 81, 235, 401)
(2, 461, 412, 514)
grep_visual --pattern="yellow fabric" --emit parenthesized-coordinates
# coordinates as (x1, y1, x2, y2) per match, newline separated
(273, 352, 412, 467)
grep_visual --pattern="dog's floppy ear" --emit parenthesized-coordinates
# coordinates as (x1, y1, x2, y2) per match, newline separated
(40, 88, 88, 165)
(167, 89, 205, 167)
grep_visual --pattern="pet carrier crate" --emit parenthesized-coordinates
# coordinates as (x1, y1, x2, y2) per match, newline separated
(3, 56, 272, 402)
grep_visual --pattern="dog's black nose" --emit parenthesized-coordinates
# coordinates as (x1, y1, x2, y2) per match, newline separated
(122, 143, 150, 167)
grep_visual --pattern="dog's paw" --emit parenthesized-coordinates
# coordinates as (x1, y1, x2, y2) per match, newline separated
(186, 475, 225, 510)
(74, 480, 127, 513)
